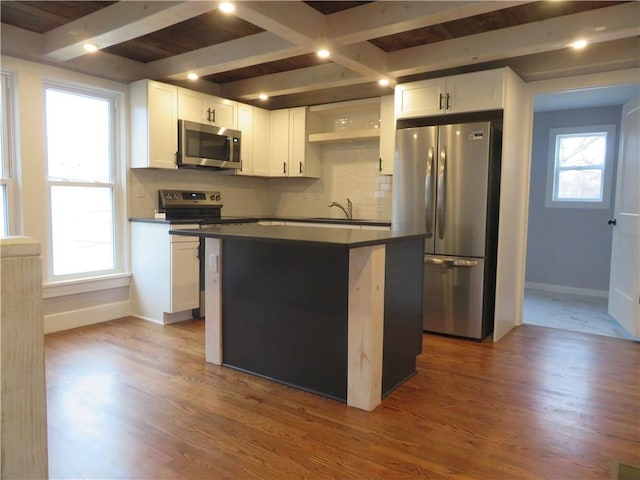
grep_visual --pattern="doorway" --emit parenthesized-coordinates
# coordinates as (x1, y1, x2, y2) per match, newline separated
(523, 85, 639, 339)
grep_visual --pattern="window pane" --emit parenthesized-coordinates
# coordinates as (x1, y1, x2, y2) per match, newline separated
(557, 169, 603, 201)
(556, 133, 606, 168)
(0, 185, 6, 236)
(46, 89, 111, 182)
(51, 186, 114, 275)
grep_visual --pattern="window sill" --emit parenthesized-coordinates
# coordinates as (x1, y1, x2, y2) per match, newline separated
(43, 272, 132, 299)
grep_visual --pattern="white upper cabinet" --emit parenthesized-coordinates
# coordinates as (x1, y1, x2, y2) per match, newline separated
(236, 103, 270, 177)
(269, 107, 320, 178)
(177, 88, 237, 129)
(395, 68, 505, 119)
(130, 79, 178, 169)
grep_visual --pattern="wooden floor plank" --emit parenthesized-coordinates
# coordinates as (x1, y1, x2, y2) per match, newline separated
(45, 317, 640, 479)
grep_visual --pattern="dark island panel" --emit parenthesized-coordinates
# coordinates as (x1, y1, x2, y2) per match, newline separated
(221, 238, 350, 401)
(382, 238, 425, 396)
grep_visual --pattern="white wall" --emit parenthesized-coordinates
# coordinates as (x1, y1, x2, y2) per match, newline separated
(1, 55, 131, 333)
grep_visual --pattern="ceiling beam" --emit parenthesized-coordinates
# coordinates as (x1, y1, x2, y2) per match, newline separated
(1, 23, 146, 82)
(220, 63, 367, 100)
(146, 32, 300, 81)
(233, 1, 392, 86)
(388, 2, 640, 77)
(326, 1, 533, 45)
(234, 1, 327, 48)
(42, 1, 218, 62)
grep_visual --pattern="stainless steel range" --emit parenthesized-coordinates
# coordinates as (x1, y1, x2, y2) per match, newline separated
(158, 189, 256, 225)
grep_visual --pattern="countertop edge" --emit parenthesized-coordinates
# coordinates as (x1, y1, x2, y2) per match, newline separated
(169, 226, 426, 249)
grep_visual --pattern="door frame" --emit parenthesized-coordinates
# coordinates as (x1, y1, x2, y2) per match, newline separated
(518, 68, 640, 329)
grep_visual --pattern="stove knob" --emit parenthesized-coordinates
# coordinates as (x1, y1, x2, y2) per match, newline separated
(215, 194, 221, 201)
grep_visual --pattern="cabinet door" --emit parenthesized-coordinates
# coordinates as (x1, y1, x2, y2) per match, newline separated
(269, 109, 290, 177)
(236, 104, 253, 175)
(288, 107, 306, 177)
(209, 96, 237, 129)
(252, 106, 271, 176)
(131, 80, 178, 169)
(379, 95, 395, 175)
(395, 78, 446, 119)
(170, 241, 200, 313)
(445, 69, 504, 114)
(177, 88, 208, 123)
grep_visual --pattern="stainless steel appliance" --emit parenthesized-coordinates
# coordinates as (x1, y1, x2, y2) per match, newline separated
(393, 121, 502, 339)
(177, 120, 241, 169)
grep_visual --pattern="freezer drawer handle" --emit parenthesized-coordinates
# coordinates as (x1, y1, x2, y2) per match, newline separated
(424, 257, 479, 267)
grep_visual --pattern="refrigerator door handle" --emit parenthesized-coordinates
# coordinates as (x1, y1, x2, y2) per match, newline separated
(424, 257, 479, 267)
(425, 146, 435, 238)
(437, 146, 447, 239)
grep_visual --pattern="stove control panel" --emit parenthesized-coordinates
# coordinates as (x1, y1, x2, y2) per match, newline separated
(159, 189, 223, 208)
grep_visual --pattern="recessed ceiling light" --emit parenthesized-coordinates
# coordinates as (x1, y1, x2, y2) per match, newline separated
(83, 43, 98, 53)
(258, 93, 269, 101)
(378, 79, 390, 87)
(219, 2, 235, 13)
(187, 73, 199, 80)
(317, 49, 330, 59)
(569, 39, 588, 49)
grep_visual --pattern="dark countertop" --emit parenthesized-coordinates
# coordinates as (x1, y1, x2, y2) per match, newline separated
(169, 224, 425, 248)
(129, 216, 391, 227)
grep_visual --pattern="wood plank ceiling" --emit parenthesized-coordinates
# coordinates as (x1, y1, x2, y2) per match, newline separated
(1, 1, 638, 108)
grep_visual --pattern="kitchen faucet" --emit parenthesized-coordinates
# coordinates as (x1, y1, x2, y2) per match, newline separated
(328, 198, 353, 219)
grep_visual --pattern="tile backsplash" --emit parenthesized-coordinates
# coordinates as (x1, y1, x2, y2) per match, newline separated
(270, 140, 392, 220)
(129, 140, 392, 221)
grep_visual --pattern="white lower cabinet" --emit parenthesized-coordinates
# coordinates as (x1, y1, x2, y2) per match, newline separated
(131, 222, 199, 324)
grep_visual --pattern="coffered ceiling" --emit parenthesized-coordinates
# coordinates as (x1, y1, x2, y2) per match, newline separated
(1, 1, 639, 108)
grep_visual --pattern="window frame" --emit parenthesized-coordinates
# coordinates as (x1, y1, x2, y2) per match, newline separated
(43, 81, 125, 282)
(545, 124, 616, 209)
(1, 70, 18, 236)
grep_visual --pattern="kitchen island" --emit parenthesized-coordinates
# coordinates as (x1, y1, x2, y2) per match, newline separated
(170, 224, 426, 411)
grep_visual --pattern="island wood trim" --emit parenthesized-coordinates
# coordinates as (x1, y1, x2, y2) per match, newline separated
(204, 238, 223, 365)
(347, 244, 385, 411)
(0, 237, 48, 479)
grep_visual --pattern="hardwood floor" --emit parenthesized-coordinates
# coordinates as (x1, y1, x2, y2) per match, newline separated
(45, 317, 639, 479)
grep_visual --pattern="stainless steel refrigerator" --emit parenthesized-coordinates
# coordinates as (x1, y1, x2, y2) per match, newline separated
(393, 121, 501, 339)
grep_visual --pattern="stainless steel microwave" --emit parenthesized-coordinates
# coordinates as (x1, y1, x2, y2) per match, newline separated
(177, 119, 241, 169)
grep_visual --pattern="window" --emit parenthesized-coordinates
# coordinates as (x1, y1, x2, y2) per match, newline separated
(45, 85, 122, 279)
(546, 125, 616, 208)
(0, 71, 16, 236)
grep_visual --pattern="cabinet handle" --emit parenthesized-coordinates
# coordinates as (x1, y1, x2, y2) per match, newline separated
(439, 93, 444, 110)
(379, 157, 382, 172)
(283, 162, 287, 174)
(446, 93, 451, 110)
(299, 161, 303, 174)
(206, 108, 211, 122)
(212, 108, 216, 123)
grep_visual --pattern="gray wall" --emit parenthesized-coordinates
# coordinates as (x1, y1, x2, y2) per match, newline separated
(525, 106, 622, 292)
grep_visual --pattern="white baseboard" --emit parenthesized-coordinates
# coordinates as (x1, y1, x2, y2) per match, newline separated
(44, 300, 131, 334)
(525, 282, 608, 298)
